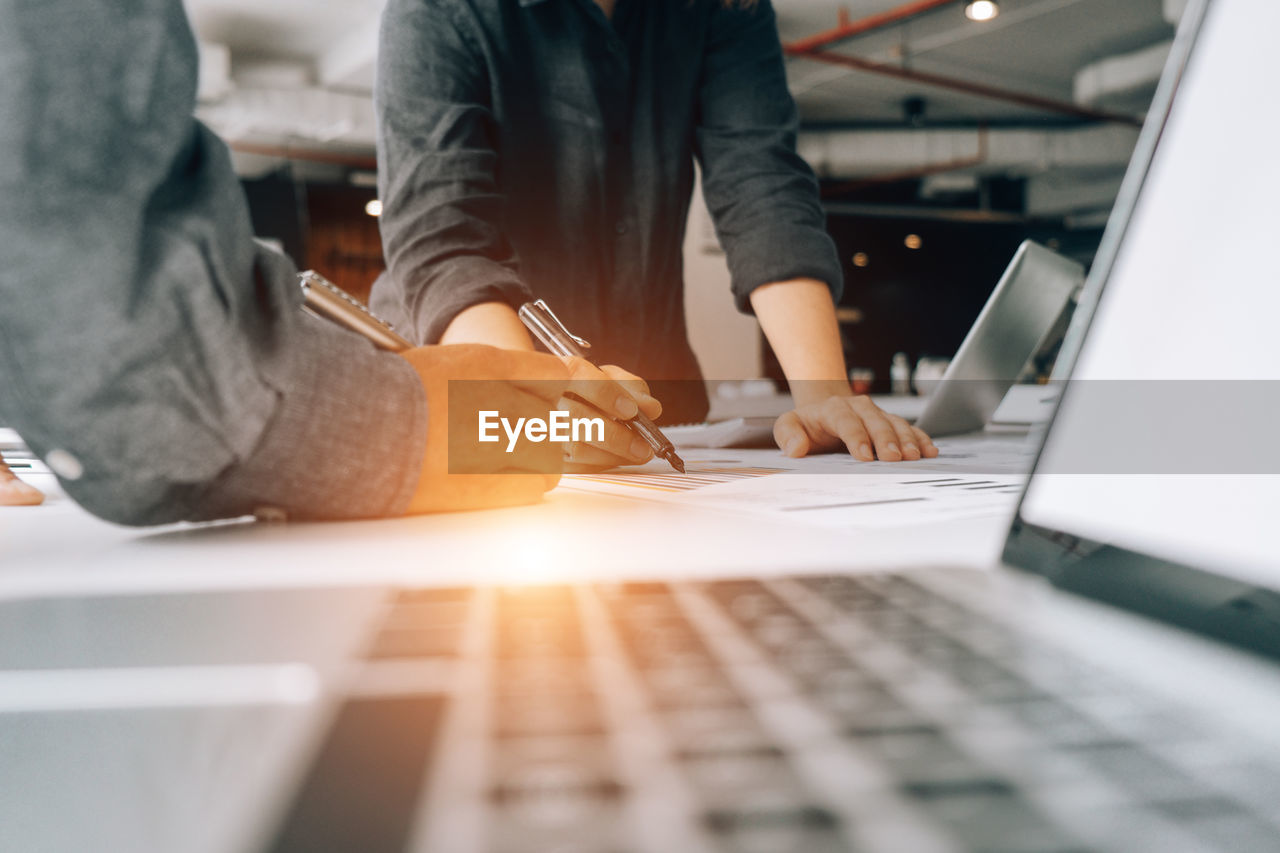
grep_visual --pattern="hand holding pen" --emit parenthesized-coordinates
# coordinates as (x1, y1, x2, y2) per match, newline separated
(299, 271, 571, 512)
(299, 272, 682, 475)
(519, 300, 686, 473)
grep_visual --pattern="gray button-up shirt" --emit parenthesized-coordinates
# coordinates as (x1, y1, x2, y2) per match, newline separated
(370, 0, 842, 423)
(0, 0, 426, 525)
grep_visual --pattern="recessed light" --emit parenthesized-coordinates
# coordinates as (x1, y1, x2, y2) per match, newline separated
(365, 199, 383, 217)
(904, 234, 923, 250)
(965, 0, 999, 22)
(852, 252, 870, 268)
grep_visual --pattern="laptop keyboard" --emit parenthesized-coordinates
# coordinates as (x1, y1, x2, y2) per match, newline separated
(268, 575, 1280, 853)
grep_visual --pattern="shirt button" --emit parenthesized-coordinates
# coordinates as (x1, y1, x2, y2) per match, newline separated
(45, 449, 83, 480)
(615, 221, 629, 235)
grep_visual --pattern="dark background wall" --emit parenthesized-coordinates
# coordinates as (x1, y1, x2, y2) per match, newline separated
(242, 171, 384, 305)
(241, 169, 1102, 390)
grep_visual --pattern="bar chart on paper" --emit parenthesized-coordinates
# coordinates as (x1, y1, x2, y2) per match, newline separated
(560, 438, 1033, 530)
(566, 465, 785, 493)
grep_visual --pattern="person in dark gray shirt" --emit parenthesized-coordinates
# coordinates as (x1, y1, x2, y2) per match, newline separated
(0, 0, 568, 526)
(371, 0, 938, 469)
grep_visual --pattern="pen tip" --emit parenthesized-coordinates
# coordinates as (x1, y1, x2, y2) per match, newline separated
(667, 452, 686, 474)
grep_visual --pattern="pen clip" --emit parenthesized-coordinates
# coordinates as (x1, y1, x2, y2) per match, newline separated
(529, 299, 591, 350)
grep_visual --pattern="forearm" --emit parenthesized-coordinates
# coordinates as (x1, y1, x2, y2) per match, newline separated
(750, 278, 851, 407)
(758, 278, 937, 462)
(376, 0, 531, 344)
(0, 0, 427, 524)
(440, 301, 535, 350)
(191, 309, 428, 525)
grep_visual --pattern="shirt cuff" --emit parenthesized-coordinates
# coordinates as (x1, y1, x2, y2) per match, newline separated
(409, 257, 534, 345)
(726, 224, 845, 314)
(190, 316, 427, 522)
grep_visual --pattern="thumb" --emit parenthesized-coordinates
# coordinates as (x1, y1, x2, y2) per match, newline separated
(773, 412, 810, 458)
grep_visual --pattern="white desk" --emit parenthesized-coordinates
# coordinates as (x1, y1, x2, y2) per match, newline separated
(0, 479, 1013, 595)
(0, 434, 1029, 598)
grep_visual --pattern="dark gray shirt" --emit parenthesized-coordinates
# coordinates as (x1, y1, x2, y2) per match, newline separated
(0, 0, 426, 525)
(370, 0, 842, 423)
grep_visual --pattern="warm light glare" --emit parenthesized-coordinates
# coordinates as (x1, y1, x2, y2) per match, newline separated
(492, 518, 566, 583)
(365, 199, 383, 217)
(965, 0, 999, 21)
(904, 234, 923, 250)
(852, 252, 870, 268)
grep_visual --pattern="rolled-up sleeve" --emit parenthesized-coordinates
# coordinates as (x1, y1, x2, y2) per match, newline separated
(374, 0, 533, 345)
(694, 0, 843, 313)
(0, 0, 425, 526)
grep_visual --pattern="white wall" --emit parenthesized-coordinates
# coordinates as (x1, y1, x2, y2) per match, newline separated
(681, 169, 764, 381)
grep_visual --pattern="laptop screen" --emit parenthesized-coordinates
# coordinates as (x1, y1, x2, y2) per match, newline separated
(1016, 0, 1280, 592)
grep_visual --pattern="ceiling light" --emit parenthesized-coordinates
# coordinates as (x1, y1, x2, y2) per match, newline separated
(365, 199, 383, 217)
(965, 0, 999, 21)
(852, 252, 870, 268)
(904, 234, 923, 250)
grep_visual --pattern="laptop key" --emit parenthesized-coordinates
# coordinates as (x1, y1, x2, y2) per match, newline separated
(702, 806, 849, 853)
(846, 723, 996, 785)
(365, 625, 465, 660)
(902, 778, 1087, 853)
(659, 706, 777, 755)
(1065, 741, 1218, 804)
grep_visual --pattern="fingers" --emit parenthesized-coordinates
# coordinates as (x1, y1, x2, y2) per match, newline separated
(824, 398, 876, 461)
(912, 425, 939, 458)
(496, 387, 567, 473)
(562, 448, 645, 472)
(552, 360, 659, 468)
(884, 412, 922, 461)
(497, 350, 572, 401)
(774, 410, 811, 458)
(560, 357, 646, 421)
(780, 395, 940, 462)
(0, 472, 44, 506)
(404, 344, 571, 514)
(448, 385, 567, 476)
(599, 364, 662, 420)
(558, 396, 653, 465)
(846, 396, 903, 461)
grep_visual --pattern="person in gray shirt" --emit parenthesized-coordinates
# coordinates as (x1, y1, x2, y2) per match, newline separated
(0, 0, 568, 526)
(372, 0, 939, 470)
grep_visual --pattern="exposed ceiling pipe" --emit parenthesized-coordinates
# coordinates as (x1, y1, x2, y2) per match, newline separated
(1074, 40, 1172, 106)
(787, 48, 1143, 127)
(783, 0, 960, 54)
(783, 0, 1144, 127)
(798, 124, 1139, 178)
(226, 141, 376, 170)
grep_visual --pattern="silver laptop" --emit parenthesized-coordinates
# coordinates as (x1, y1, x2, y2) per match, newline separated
(913, 241, 1082, 437)
(4, 1, 1280, 851)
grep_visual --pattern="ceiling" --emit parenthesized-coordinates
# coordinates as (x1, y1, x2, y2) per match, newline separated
(186, 0, 384, 62)
(778, 0, 1173, 124)
(184, 0, 1182, 220)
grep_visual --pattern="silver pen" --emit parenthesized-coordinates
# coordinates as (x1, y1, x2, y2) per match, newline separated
(519, 299, 686, 473)
(298, 270, 412, 352)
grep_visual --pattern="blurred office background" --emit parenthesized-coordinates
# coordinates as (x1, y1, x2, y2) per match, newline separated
(186, 0, 1180, 387)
